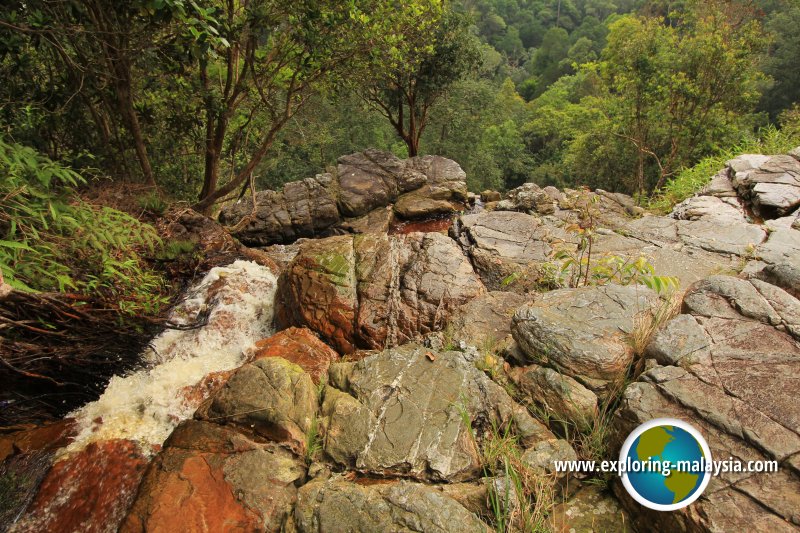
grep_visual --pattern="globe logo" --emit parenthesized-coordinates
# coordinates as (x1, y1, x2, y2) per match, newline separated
(619, 418, 712, 511)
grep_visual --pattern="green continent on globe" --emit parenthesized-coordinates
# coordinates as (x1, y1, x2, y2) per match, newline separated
(635, 426, 675, 462)
(665, 471, 699, 503)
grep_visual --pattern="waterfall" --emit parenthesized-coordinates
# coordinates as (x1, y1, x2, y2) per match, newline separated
(61, 260, 278, 456)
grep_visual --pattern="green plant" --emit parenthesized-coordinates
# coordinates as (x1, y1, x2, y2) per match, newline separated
(136, 191, 168, 215)
(305, 417, 323, 465)
(0, 138, 169, 315)
(649, 123, 800, 213)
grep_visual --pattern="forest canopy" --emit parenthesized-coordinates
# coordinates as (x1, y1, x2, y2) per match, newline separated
(1, 0, 799, 201)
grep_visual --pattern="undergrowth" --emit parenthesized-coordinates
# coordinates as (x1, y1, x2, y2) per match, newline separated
(649, 117, 800, 213)
(0, 137, 174, 316)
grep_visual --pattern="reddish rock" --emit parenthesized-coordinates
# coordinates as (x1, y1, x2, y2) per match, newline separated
(277, 232, 484, 353)
(178, 369, 237, 408)
(120, 421, 305, 533)
(0, 419, 75, 462)
(250, 327, 339, 384)
(10, 440, 149, 533)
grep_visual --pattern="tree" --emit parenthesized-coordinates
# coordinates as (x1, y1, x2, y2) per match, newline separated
(180, 0, 444, 213)
(356, 9, 481, 157)
(599, 7, 767, 195)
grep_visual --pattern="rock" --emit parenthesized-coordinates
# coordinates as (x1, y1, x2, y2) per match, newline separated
(250, 327, 339, 384)
(320, 344, 553, 481)
(220, 150, 467, 245)
(550, 485, 630, 533)
(292, 477, 489, 532)
(163, 208, 279, 271)
(753, 262, 800, 298)
(512, 365, 598, 429)
(671, 195, 747, 224)
(754, 227, 800, 269)
(498, 182, 557, 215)
(200, 358, 318, 452)
(11, 440, 149, 533)
(521, 438, 577, 480)
(728, 153, 800, 218)
(612, 276, 800, 532)
(220, 175, 341, 246)
(448, 291, 529, 350)
(277, 233, 484, 353)
(261, 242, 302, 273)
(393, 194, 457, 219)
(682, 275, 799, 338)
(512, 284, 661, 392)
(481, 190, 501, 202)
(336, 206, 394, 236)
(120, 421, 305, 533)
(676, 219, 766, 256)
(451, 211, 565, 291)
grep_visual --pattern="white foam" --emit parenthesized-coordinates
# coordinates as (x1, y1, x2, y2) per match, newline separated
(62, 260, 278, 456)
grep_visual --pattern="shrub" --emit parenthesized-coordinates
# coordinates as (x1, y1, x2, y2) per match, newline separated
(0, 138, 169, 315)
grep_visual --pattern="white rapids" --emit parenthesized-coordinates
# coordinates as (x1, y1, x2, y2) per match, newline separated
(62, 260, 278, 456)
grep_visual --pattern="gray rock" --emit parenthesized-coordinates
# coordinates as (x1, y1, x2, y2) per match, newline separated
(219, 175, 340, 245)
(521, 438, 578, 478)
(729, 153, 800, 218)
(448, 291, 530, 350)
(220, 150, 467, 245)
(671, 195, 747, 223)
(550, 485, 630, 533)
(753, 262, 800, 298)
(320, 344, 553, 481)
(612, 276, 800, 532)
(293, 477, 490, 533)
(512, 365, 598, 429)
(512, 284, 660, 392)
(451, 211, 568, 291)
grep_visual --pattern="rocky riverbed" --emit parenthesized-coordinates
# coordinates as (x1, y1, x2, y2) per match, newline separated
(2, 149, 799, 532)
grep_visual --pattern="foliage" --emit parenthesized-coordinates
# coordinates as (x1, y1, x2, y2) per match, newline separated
(356, 8, 481, 156)
(0, 138, 168, 315)
(649, 120, 800, 212)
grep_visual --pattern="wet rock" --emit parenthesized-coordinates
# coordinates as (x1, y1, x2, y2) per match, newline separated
(11, 440, 149, 533)
(250, 327, 339, 384)
(292, 477, 489, 532)
(550, 485, 630, 533)
(320, 344, 553, 481)
(220, 151, 467, 245)
(512, 284, 660, 393)
(277, 233, 484, 354)
(200, 358, 318, 452)
(611, 276, 800, 532)
(121, 421, 305, 533)
(511, 365, 598, 429)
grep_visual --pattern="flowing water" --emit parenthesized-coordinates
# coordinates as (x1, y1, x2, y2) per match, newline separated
(61, 260, 278, 456)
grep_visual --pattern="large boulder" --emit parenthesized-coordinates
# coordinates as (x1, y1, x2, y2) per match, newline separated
(277, 232, 485, 354)
(120, 421, 305, 533)
(292, 477, 490, 533)
(220, 150, 468, 245)
(512, 284, 661, 392)
(320, 344, 554, 481)
(729, 152, 800, 219)
(199, 358, 318, 453)
(448, 291, 529, 350)
(451, 211, 568, 291)
(511, 364, 598, 429)
(611, 275, 800, 532)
